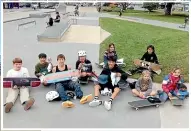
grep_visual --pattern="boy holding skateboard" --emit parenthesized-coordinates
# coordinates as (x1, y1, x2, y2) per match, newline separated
(160, 67, 188, 102)
(35, 53, 52, 86)
(131, 70, 156, 99)
(89, 56, 128, 111)
(52, 54, 92, 108)
(4, 58, 35, 113)
(76, 50, 96, 82)
(127, 45, 159, 78)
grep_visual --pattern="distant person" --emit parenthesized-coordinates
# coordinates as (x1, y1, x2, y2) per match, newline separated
(46, 15, 53, 27)
(4, 58, 35, 113)
(119, 6, 123, 17)
(54, 12, 60, 23)
(98, 5, 101, 12)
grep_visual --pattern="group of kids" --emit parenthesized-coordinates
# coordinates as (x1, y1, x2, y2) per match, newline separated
(4, 43, 189, 113)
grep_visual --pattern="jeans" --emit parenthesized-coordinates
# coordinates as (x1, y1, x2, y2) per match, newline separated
(159, 90, 182, 102)
(55, 80, 83, 101)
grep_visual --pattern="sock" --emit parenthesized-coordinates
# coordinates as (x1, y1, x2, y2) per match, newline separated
(109, 98, 113, 104)
(94, 96, 99, 100)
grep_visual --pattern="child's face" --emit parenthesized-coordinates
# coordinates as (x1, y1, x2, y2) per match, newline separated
(109, 45, 115, 52)
(173, 69, 181, 77)
(147, 48, 153, 54)
(58, 58, 65, 65)
(142, 74, 150, 81)
(13, 63, 22, 71)
(79, 56, 86, 62)
(39, 57, 46, 64)
(108, 60, 115, 69)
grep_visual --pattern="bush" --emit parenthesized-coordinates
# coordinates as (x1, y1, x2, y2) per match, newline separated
(143, 3, 159, 12)
(109, 3, 116, 8)
(102, 7, 120, 12)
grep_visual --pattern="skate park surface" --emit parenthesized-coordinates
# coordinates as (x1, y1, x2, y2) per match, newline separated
(2, 6, 189, 128)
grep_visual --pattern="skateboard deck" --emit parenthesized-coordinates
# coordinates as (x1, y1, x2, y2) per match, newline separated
(128, 99, 161, 110)
(3, 77, 41, 88)
(169, 97, 183, 106)
(133, 59, 162, 75)
(44, 69, 79, 84)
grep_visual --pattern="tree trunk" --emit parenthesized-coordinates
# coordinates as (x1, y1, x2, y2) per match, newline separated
(165, 3, 173, 15)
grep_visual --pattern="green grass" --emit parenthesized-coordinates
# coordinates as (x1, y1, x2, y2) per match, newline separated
(99, 18, 189, 83)
(103, 7, 188, 24)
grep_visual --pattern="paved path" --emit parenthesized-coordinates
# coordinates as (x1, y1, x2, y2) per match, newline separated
(100, 13, 189, 32)
(2, 7, 189, 129)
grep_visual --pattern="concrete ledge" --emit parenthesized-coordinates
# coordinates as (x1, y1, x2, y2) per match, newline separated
(17, 20, 36, 30)
(37, 21, 72, 42)
(29, 13, 50, 18)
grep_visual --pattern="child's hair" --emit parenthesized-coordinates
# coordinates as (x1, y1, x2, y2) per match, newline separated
(142, 70, 151, 78)
(13, 58, 22, 64)
(57, 54, 65, 61)
(38, 53, 47, 59)
(56, 12, 59, 14)
(172, 67, 181, 73)
(147, 45, 155, 52)
(107, 43, 115, 52)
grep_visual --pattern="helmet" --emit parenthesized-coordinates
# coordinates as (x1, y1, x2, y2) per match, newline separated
(78, 50, 86, 57)
(46, 91, 59, 102)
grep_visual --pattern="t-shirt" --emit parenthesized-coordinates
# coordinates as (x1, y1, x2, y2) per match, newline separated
(6, 67, 30, 77)
(76, 59, 92, 72)
(55, 65, 68, 72)
(141, 52, 159, 64)
(35, 62, 49, 77)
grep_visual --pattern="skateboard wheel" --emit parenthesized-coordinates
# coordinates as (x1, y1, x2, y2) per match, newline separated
(156, 105, 159, 108)
(135, 108, 139, 110)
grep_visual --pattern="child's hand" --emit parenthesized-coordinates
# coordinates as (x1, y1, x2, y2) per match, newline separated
(116, 73, 121, 77)
(168, 92, 172, 98)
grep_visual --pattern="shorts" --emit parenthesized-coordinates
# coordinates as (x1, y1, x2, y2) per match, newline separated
(98, 83, 119, 93)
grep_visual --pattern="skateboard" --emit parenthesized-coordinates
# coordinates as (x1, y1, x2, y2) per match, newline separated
(44, 69, 79, 84)
(128, 99, 162, 110)
(169, 97, 183, 106)
(95, 58, 126, 68)
(3, 77, 41, 88)
(78, 71, 98, 84)
(133, 59, 162, 75)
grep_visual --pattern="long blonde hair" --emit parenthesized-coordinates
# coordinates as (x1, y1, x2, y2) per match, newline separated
(140, 70, 151, 91)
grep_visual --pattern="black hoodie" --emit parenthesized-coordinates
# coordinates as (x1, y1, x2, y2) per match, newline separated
(141, 52, 159, 64)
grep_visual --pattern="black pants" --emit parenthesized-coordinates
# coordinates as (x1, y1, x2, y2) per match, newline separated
(129, 67, 155, 80)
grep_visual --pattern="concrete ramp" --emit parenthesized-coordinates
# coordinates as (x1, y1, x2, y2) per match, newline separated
(29, 13, 50, 18)
(37, 21, 71, 42)
(56, 3, 67, 14)
(79, 7, 98, 13)
(61, 25, 101, 44)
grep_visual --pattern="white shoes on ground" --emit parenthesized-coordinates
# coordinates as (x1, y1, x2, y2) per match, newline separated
(89, 99, 112, 111)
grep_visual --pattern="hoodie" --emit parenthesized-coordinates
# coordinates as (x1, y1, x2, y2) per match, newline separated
(162, 73, 184, 94)
(141, 52, 159, 64)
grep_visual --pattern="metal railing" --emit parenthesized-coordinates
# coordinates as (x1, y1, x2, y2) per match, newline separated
(17, 20, 36, 31)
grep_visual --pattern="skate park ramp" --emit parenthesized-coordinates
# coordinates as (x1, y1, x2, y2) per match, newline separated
(61, 25, 100, 44)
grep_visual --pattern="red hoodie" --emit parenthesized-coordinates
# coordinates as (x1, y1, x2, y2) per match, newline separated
(162, 73, 182, 93)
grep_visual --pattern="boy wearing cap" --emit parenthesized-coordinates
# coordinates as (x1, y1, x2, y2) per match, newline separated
(89, 56, 128, 111)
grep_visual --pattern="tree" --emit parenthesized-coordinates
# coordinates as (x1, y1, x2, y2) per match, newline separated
(143, 3, 159, 12)
(164, 3, 174, 15)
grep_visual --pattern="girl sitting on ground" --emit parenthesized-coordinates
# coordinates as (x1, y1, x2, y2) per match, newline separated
(103, 43, 118, 67)
(127, 45, 159, 78)
(160, 67, 188, 102)
(131, 70, 156, 99)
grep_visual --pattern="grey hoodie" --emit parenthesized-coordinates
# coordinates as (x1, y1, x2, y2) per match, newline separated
(135, 78, 153, 96)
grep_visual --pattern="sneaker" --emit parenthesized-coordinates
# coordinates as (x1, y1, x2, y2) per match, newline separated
(5, 102, 13, 113)
(89, 99, 102, 107)
(80, 94, 93, 104)
(104, 101, 112, 111)
(62, 101, 75, 108)
(24, 98, 35, 111)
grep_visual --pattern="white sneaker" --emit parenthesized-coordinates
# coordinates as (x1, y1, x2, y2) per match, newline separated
(89, 99, 102, 107)
(104, 101, 112, 111)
